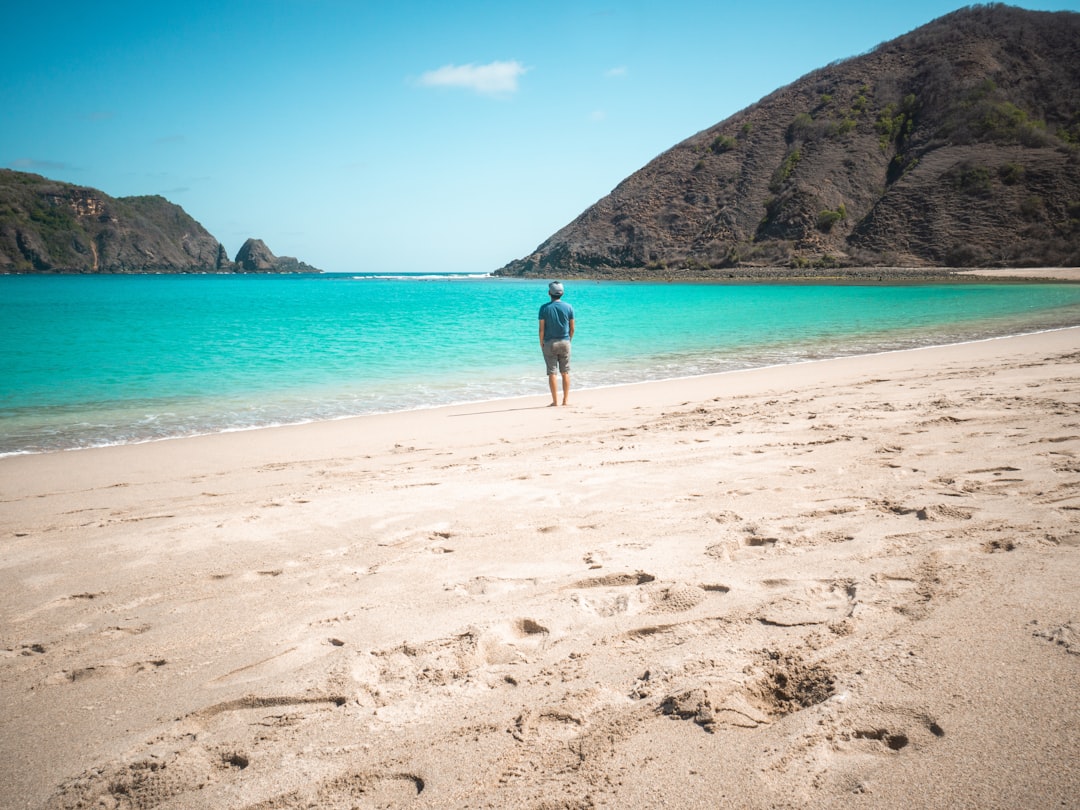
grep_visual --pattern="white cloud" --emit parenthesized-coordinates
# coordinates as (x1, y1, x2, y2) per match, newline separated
(590, 110, 606, 122)
(419, 60, 527, 96)
(604, 66, 628, 78)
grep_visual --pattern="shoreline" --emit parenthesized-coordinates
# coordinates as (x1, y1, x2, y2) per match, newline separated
(5, 322, 1080, 462)
(3, 318, 1079, 809)
(491, 266, 1080, 283)
(6, 272, 1080, 459)
(6, 265, 1079, 281)
(958, 267, 1080, 281)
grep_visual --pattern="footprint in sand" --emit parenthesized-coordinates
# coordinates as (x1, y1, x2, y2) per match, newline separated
(1035, 478, 1080, 507)
(475, 619, 552, 665)
(453, 575, 538, 596)
(756, 579, 856, 628)
(45, 658, 167, 685)
(243, 771, 425, 809)
(709, 509, 743, 524)
(1033, 621, 1079, 655)
(370, 621, 551, 694)
(43, 745, 253, 810)
(876, 500, 973, 521)
(571, 574, 727, 623)
(660, 650, 837, 733)
(566, 572, 656, 617)
(744, 534, 779, 548)
(510, 702, 587, 743)
(784, 706, 948, 796)
(660, 685, 772, 732)
(2, 642, 47, 658)
(705, 540, 738, 560)
(984, 536, 1019, 552)
(44, 695, 352, 810)
(582, 549, 608, 568)
(572, 589, 640, 618)
(497, 687, 624, 799)
(841, 708, 946, 754)
(647, 584, 707, 614)
(570, 572, 656, 588)
(428, 530, 455, 553)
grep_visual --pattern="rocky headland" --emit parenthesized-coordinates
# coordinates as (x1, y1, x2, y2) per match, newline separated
(496, 4, 1080, 280)
(0, 169, 320, 274)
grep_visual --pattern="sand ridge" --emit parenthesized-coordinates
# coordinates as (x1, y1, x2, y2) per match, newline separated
(2, 329, 1079, 808)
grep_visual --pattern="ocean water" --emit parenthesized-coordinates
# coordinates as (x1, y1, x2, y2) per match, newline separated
(3, 272, 1080, 456)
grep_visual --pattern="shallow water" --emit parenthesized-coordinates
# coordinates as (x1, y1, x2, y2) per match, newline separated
(3, 272, 1080, 455)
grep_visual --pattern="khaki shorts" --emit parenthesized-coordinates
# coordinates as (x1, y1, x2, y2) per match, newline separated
(542, 339, 571, 375)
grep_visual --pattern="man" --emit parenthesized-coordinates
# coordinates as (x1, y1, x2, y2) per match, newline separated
(538, 281, 575, 406)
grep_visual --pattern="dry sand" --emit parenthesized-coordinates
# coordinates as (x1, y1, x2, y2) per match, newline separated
(2, 327, 1079, 809)
(959, 267, 1080, 281)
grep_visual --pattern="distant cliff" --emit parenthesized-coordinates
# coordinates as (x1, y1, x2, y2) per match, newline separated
(233, 237, 319, 274)
(0, 169, 321, 274)
(497, 4, 1080, 278)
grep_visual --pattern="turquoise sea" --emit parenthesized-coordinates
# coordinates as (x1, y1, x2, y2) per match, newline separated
(3, 273, 1080, 456)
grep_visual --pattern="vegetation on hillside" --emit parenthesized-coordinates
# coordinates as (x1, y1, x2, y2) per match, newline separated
(0, 171, 318, 274)
(496, 3, 1080, 277)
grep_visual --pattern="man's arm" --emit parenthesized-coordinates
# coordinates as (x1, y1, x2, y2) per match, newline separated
(569, 318, 575, 340)
(539, 318, 546, 346)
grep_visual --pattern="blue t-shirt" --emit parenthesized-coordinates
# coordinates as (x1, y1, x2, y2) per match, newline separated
(539, 300, 574, 341)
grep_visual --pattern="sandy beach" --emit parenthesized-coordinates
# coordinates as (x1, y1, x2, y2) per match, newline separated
(2, 326, 1079, 809)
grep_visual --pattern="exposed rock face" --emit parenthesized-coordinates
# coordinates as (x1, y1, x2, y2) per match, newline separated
(496, 5, 1080, 278)
(235, 238, 277, 272)
(0, 170, 321, 274)
(234, 238, 320, 274)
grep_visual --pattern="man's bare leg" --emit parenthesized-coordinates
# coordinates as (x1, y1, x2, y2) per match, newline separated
(548, 374, 559, 406)
(561, 372, 570, 406)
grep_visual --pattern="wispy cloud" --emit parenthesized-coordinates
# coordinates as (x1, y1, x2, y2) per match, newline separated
(604, 66, 628, 79)
(10, 158, 71, 171)
(590, 110, 607, 122)
(419, 60, 527, 96)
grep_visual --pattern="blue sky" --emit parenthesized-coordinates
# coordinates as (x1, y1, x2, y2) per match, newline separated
(3, 1, 1078, 273)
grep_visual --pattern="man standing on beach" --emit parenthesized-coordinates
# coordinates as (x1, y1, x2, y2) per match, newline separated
(539, 281, 575, 406)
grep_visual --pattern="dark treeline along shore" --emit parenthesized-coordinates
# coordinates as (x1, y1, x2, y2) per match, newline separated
(2, 4, 1078, 280)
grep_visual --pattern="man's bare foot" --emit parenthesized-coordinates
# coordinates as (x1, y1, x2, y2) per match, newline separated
(549, 402, 558, 407)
